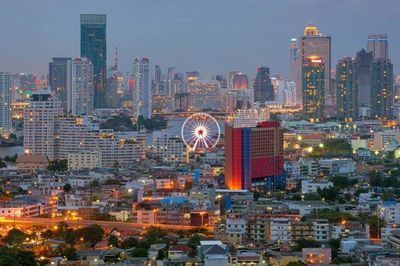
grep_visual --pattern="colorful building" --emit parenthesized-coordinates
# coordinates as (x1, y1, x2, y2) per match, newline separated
(225, 120, 284, 190)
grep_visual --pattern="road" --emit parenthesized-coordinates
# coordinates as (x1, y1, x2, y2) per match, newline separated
(0, 217, 214, 233)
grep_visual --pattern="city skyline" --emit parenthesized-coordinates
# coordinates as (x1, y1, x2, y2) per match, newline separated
(0, 0, 399, 79)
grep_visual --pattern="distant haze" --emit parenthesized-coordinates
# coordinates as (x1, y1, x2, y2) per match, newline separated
(0, 0, 399, 79)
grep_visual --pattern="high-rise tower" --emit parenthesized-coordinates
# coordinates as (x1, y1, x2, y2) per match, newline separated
(133, 58, 151, 119)
(355, 49, 373, 107)
(290, 38, 301, 104)
(367, 34, 389, 60)
(80, 14, 106, 109)
(253, 67, 274, 102)
(371, 58, 393, 119)
(49, 57, 71, 113)
(68, 58, 94, 115)
(0, 73, 12, 131)
(302, 56, 325, 122)
(336, 57, 358, 121)
(300, 25, 331, 105)
(23, 90, 63, 160)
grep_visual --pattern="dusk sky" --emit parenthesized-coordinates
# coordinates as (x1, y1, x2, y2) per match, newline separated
(0, 0, 399, 79)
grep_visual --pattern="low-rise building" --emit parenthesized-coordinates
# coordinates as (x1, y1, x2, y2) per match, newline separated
(319, 158, 355, 175)
(153, 134, 188, 163)
(16, 154, 49, 173)
(291, 222, 313, 241)
(301, 179, 333, 194)
(313, 219, 330, 242)
(302, 248, 331, 264)
(270, 218, 292, 243)
(379, 200, 400, 226)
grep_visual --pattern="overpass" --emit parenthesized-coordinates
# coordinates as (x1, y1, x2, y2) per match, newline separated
(0, 217, 214, 234)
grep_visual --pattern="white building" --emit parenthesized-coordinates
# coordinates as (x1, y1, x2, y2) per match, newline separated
(319, 158, 355, 175)
(225, 217, 247, 244)
(133, 58, 151, 119)
(270, 218, 292, 243)
(68, 151, 102, 170)
(379, 201, 400, 226)
(373, 130, 400, 151)
(301, 179, 333, 194)
(23, 90, 63, 160)
(286, 201, 332, 217)
(68, 57, 93, 115)
(153, 134, 187, 163)
(313, 219, 330, 241)
(0, 72, 11, 132)
(55, 116, 146, 167)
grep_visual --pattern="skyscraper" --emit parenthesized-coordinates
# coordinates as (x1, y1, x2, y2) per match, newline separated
(232, 72, 249, 90)
(253, 67, 274, 102)
(0, 72, 11, 131)
(80, 14, 106, 109)
(355, 49, 373, 107)
(371, 58, 393, 119)
(367, 34, 389, 60)
(300, 25, 331, 105)
(133, 58, 151, 119)
(336, 57, 358, 121)
(49, 57, 71, 113)
(69, 58, 94, 115)
(290, 38, 301, 104)
(154, 65, 163, 95)
(23, 90, 63, 160)
(225, 117, 284, 191)
(302, 56, 325, 122)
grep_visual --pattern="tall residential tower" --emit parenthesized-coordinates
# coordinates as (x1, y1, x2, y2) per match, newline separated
(367, 34, 389, 60)
(80, 14, 107, 109)
(253, 67, 274, 102)
(336, 57, 358, 121)
(300, 25, 331, 105)
(0, 73, 12, 131)
(133, 58, 151, 119)
(302, 56, 325, 122)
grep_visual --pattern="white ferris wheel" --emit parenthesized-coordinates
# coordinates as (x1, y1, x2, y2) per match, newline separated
(181, 113, 221, 152)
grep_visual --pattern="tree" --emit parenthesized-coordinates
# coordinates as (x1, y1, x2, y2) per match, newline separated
(156, 248, 168, 260)
(65, 229, 76, 245)
(317, 187, 340, 202)
(74, 224, 104, 247)
(63, 183, 72, 193)
(47, 159, 68, 172)
(0, 254, 19, 266)
(328, 239, 340, 258)
(4, 229, 27, 246)
(144, 226, 167, 244)
(42, 229, 53, 240)
(0, 158, 6, 168)
(61, 247, 78, 260)
(188, 234, 202, 257)
(136, 241, 150, 250)
(303, 209, 355, 223)
(131, 247, 148, 257)
(0, 247, 36, 266)
(292, 239, 321, 251)
(122, 236, 138, 249)
(330, 176, 357, 189)
(108, 234, 119, 248)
